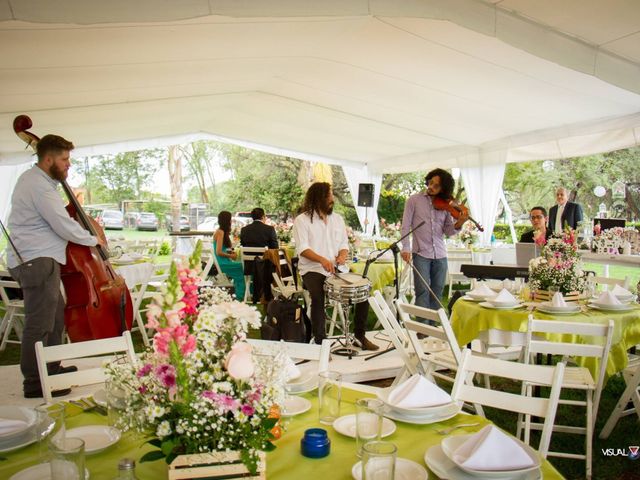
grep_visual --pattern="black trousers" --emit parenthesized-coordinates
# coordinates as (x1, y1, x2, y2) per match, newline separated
(9, 257, 64, 393)
(302, 272, 368, 344)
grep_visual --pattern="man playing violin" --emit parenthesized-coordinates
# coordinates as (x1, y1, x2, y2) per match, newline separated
(7, 135, 101, 398)
(400, 168, 469, 311)
(293, 182, 378, 350)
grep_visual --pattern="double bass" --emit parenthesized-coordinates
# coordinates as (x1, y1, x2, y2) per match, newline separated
(13, 115, 133, 341)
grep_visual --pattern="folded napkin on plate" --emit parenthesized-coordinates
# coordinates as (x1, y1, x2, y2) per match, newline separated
(0, 418, 28, 436)
(596, 291, 622, 306)
(387, 374, 451, 408)
(452, 425, 536, 471)
(491, 289, 518, 304)
(469, 283, 494, 297)
(551, 292, 567, 307)
(610, 284, 633, 297)
(284, 356, 301, 382)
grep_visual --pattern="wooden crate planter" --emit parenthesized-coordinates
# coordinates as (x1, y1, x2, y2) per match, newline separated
(534, 290, 581, 302)
(168, 451, 266, 480)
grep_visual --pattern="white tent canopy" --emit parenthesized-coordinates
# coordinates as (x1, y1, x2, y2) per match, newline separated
(1, 0, 640, 235)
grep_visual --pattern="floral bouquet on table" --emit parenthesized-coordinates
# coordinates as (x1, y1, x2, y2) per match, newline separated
(275, 222, 293, 244)
(379, 218, 401, 241)
(346, 226, 362, 249)
(458, 223, 478, 247)
(528, 229, 585, 295)
(105, 241, 285, 474)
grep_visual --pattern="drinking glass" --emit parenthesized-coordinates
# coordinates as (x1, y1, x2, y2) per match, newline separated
(355, 398, 384, 458)
(105, 380, 128, 429)
(318, 371, 342, 425)
(34, 403, 66, 462)
(49, 437, 85, 480)
(361, 441, 396, 480)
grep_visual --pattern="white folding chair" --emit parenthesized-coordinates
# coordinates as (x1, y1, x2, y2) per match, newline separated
(240, 246, 268, 302)
(593, 275, 630, 291)
(247, 338, 331, 373)
(127, 262, 155, 346)
(35, 331, 138, 404)
(207, 253, 234, 289)
(0, 276, 25, 351)
(447, 249, 474, 297)
(599, 356, 640, 439)
(519, 316, 614, 479)
(452, 348, 565, 459)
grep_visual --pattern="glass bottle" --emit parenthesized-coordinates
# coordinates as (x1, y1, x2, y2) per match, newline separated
(113, 458, 139, 480)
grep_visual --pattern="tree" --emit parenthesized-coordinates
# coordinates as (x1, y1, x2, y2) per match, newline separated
(89, 150, 162, 206)
(181, 141, 220, 205)
(167, 146, 183, 232)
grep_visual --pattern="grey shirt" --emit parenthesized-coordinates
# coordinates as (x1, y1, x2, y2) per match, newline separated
(6, 165, 97, 268)
(400, 192, 459, 260)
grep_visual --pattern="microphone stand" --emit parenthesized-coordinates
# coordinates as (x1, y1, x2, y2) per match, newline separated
(362, 221, 425, 361)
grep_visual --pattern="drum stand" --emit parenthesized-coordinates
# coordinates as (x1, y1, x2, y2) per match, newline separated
(331, 300, 361, 359)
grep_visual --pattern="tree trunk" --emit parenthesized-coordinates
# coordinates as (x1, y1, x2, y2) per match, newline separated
(168, 145, 182, 232)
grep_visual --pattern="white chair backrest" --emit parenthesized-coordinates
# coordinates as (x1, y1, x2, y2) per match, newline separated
(0, 279, 20, 305)
(373, 291, 407, 343)
(451, 348, 565, 457)
(447, 249, 474, 273)
(524, 315, 614, 424)
(397, 302, 463, 366)
(240, 246, 268, 268)
(35, 331, 138, 403)
(247, 338, 331, 373)
(594, 275, 630, 291)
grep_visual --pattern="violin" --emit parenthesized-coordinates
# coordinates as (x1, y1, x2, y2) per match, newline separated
(13, 115, 133, 341)
(432, 196, 484, 232)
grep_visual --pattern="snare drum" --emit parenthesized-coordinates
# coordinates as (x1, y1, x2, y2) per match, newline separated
(324, 273, 371, 304)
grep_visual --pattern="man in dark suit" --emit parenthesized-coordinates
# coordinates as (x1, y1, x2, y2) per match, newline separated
(548, 187, 583, 234)
(240, 208, 278, 249)
(520, 206, 552, 243)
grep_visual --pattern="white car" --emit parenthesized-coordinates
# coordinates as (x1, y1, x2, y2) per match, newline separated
(197, 217, 218, 231)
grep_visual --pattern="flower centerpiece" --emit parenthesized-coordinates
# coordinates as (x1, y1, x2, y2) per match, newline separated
(528, 229, 585, 297)
(105, 241, 284, 475)
(379, 218, 401, 241)
(274, 222, 293, 244)
(458, 223, 478, 248)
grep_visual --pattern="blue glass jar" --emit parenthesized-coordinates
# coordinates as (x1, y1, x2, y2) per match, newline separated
(300, 428, 331, 458)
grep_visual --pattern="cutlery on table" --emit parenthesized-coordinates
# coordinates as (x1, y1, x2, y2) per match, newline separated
(436, 422, 481, 435)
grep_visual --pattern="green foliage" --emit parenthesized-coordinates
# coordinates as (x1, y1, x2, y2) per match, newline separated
(158, 240, 171, 256)
(377, 189, 407, 224)
(377, 172, 425, 224)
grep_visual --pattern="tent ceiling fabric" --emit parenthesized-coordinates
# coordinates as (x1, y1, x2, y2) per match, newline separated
(1, 0, 639, 171)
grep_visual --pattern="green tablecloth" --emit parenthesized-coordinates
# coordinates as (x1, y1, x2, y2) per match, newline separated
(0, 389, 563, 479)
(349, 262, 400, 292)
(451, 299, 640, 380)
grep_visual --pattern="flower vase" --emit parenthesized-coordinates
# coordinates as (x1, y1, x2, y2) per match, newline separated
(168, 451, 266, 480)
(534, 289, 581, 302)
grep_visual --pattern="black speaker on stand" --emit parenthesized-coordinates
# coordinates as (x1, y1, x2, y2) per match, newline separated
(357, 183, 374, 234)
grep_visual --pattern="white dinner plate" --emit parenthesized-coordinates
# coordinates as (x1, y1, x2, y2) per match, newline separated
(383, 402, 461, 425)
(0, 414, 51, 454)
(462, 295, 484, 302)
(425, 444, 541, 480)
(352, 457, 428, 480)
(536, 305, 581, 315)
(0, 406, 37, 441)
(9, 462, 90, 480)
(280, 396, 312, 417)
(66, 425, 120, 454)
(92, 389, 107, 408)
(377, 390, 454, 417)
(285, 368, 317, 394)
(588, 303, 635, 312)
(479, 302, 525, 311)
(332, 414, 396, 439)
(441, 433, 540, 478)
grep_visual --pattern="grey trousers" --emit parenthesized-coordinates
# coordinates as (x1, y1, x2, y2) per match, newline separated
(9, 257, 64, 393)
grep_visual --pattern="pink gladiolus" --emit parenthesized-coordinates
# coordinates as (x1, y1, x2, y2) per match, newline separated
(225, 342, 254, 380)
(153, 331, 171, 357)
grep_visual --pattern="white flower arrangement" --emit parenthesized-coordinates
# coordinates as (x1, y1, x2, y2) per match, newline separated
(528, 229, 585, 294)
(105, 242, 285, 475)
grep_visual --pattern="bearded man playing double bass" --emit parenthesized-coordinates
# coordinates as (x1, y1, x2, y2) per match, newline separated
(6, 135, 100, 398)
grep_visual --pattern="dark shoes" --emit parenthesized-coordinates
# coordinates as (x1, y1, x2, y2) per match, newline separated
(357, 336, 380, 351)
(24, 387, 72, 399)
(53, 365, 78, 375)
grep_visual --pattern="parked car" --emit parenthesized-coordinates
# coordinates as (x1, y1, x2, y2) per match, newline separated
(96, 209, 124, 230)
(136, 212, 159, 231)
(165, 214, 190, 232)
(197, 216, 218, 231)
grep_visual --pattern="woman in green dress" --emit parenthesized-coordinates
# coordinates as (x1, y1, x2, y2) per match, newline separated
(213, 210, 245, 300)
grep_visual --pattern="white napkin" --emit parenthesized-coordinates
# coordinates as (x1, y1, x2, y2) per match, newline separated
(490, 289, 518, 304)
(551, 292, 567, 308)
(387, 374, 451, 408)
(452, 425, 536, 471)
(611, 284, 633, 297)
(469, 282, 494, 297)
(283, 356, 301, 382)
(0, 418, 28, 436)
(596, 291, 622, 306)
(118, 254, 133, 262)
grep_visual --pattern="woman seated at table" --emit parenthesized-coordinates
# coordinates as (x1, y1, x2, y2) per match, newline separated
(520, 206, 552, 243)
(213, 210, 245, 300)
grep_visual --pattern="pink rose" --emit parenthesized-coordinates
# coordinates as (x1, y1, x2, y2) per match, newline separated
(225, 342, 254, 380)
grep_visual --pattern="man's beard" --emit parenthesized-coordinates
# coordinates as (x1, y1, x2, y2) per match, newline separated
(50, 164, 67, 182)
(322, 202, 334, 215)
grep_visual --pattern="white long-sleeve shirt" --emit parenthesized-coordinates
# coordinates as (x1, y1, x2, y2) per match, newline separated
(6, 165, 97, 268)
(293, 211, 348, 277)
